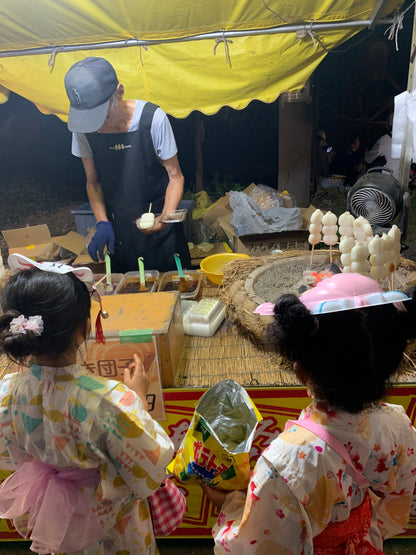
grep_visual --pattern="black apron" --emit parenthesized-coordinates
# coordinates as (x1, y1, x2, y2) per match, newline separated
(86, 102, 190, 273)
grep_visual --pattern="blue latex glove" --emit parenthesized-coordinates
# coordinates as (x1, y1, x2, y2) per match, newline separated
(88, 221, 115, 262)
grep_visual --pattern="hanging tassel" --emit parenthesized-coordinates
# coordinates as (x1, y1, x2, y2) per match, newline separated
(95, 310, 105, 344)
(92, 287, 106, 344)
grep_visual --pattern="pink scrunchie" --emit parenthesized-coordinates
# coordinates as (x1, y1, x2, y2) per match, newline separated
(0, 459, 103, 554)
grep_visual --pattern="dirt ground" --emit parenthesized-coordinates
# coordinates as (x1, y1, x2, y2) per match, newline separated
(0, 177, 82, 264)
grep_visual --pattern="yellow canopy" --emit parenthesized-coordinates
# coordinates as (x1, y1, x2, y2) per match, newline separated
(0, 0, 406, 118)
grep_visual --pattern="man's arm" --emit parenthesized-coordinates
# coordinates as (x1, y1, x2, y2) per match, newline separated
(139, 154, 185, 235)
(161, 154, 185, 212)
(81, 157, 115, 260)
(81, 158, 108, 222)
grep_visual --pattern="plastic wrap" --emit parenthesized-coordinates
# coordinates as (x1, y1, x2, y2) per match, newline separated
(229, 190, 302, 236)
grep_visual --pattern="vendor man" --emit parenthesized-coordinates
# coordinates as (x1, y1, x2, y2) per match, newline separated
(64, 56, 190, 272)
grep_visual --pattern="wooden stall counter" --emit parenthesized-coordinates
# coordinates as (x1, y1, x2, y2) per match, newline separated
(83, 291, 184, 421)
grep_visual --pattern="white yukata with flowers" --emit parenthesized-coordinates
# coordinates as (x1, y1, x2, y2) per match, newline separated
(213, 400, 416, 554)
(0, 363, 174, 555)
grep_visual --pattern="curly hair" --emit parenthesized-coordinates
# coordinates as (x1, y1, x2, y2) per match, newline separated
(0, 268, 91, 364)
(266, 292, 416, 412)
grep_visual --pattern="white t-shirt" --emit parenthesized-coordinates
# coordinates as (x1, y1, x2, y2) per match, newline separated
(71, 100, 178, 161)
(365, 134, 399, 177)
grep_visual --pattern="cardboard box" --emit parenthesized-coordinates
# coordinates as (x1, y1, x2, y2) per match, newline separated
(1, 225, 95, 264)
(199, 188, 315, 253)
(230, 204, 314, 256)
(87, 291, 184, 394)
(189, 242, 230, 265)
(2, 224, 61, 261)
(201, 194, 231, 228)
(234, 230, 309, 255)
(55, 231, 105, 272)
(54, 230, 88, 258)
(84, 335, 166, 420)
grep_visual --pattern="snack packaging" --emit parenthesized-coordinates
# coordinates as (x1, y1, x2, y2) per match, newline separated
(168, 379, 262, 490)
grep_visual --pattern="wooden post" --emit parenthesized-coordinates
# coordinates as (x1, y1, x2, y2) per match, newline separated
(278, 93, 313, 207)
(194, 111, 204, 192)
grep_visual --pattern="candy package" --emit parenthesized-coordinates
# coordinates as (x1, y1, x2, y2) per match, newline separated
(168, 379, 262, 490)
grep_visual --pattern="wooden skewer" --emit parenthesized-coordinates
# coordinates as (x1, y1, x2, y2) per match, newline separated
(94, 273, 110, 287)
(148, 203, 152, 213)
(310, 245, 315, 267)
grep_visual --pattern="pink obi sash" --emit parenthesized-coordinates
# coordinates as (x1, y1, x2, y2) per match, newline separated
(0, 459, 104, 554)
(284, 419, 385, 555)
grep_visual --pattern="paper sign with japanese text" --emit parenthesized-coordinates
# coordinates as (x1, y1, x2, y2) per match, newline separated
(82, 337, 165, 420)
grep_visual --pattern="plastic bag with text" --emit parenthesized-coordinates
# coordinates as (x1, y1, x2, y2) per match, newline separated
(167, 379, 262, 490)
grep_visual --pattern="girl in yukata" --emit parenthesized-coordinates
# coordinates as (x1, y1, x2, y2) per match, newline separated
(202, 273, 416, 554)
(0, 253, 174, 554)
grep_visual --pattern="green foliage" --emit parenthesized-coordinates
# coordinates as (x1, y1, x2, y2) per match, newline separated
(184, 173, 245, 202)
(310, 187, 349, 217)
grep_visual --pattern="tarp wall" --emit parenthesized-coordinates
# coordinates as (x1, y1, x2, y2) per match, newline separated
(0, 0, 406, 118)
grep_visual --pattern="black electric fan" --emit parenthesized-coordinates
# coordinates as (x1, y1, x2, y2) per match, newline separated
(347, 167, 410, 242)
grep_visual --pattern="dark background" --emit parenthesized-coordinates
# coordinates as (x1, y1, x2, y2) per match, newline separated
(0, 9, 413, 203)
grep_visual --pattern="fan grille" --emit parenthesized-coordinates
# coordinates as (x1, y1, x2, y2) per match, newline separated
(349, 187, 397, 226)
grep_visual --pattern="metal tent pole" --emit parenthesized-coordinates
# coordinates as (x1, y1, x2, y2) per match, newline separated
(0, 19, 393, 58)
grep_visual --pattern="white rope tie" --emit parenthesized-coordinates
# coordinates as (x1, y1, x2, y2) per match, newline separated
(48, 46, 57, 71)
(213, 29, 233, 66)
(138, 43, 147, 66)
(296, 21, 317, 48)
(385, 1, 415, 51)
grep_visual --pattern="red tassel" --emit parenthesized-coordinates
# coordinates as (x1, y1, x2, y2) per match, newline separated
(95, 311, 105, 344)
(92, 286, 106, 344)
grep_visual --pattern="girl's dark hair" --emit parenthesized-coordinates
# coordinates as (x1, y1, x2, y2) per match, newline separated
(266, 291, 416, 413)
(0, 268, 91, 363)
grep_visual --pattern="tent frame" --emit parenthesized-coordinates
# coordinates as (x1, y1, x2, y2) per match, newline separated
(0, 18, 395, 59)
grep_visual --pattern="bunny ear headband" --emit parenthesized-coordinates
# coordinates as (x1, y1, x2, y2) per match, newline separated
(8, 253, 94, 283)
(7, 254, 106, 344)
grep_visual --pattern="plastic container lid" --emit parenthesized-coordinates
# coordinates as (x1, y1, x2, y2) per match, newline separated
(183, 298, 226, 336)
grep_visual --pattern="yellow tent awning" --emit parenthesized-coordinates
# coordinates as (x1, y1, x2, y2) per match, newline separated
(0, 0, 407, 118)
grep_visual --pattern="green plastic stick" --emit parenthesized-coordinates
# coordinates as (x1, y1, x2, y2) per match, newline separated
(138, 257, 145, 286)
(174, 252, 184, 278)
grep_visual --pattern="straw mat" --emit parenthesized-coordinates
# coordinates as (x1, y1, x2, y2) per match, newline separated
(1, 276, 416, 388)
(176, 276, 416, 388)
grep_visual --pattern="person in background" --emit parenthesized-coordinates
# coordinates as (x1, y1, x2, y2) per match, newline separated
(365, 115, 399, 178)
(64, 56, 190, 272)
(0, 254, 174, 554)
(202, 274, 416, 554)
(311, 129, 334, 193)
(330, 131, 366, 185)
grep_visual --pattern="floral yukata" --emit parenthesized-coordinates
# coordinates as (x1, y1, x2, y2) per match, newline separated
(213, 400, 416, 554)
(0, 364, 174, 554)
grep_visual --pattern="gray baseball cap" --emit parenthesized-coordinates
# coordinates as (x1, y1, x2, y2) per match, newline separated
(65, 57, 118, 133)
